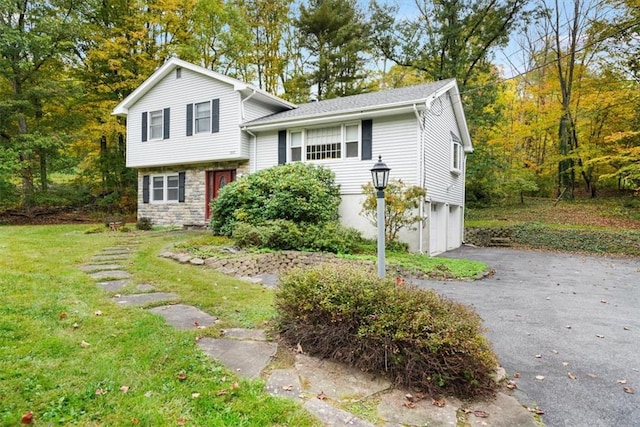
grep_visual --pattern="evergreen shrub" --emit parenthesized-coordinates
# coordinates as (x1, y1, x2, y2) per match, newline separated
(275, 264, 498, 398)
(210, 163, 341, 236)
(232, 220, 367, 254)
(136, 217, 153, 230)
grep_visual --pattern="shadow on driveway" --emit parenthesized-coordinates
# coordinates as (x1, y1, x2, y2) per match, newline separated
(414, 246, 640, 427)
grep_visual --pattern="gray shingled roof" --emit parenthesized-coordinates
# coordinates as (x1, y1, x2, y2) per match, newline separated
(243, 79, 455, 126)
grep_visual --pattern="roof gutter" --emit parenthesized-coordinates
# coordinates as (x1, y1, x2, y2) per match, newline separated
(243, 104, 425, 132)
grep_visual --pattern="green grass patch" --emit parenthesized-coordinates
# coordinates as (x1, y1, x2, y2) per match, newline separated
(0, 225, 318, 427)
(339, 252, 487, 279)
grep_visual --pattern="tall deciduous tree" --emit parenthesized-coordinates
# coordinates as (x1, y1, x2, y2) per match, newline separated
(369, 0, 528, 110)
(295, 0, 372, 100)
(0, 0, 87, 207)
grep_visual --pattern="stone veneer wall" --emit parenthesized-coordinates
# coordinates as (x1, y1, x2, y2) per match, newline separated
(137, 161, 249, 227)
(464, 227, 513, 246)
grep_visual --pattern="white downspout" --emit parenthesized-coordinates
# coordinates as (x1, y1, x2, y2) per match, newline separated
(245, 128, 257, 173)
(240, 89, 257, 121)
(413, 103, 426, 254)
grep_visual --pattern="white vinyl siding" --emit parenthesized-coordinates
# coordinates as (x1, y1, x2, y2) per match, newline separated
(127, 69, 242, 168)
(422, 93, 465, 205)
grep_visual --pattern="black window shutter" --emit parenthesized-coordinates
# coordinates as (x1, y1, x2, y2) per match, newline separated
(361, 119, 372, 160)
(211, 99, 220, 133)
(278, 130, 286, 165)
(178, 172, 186, 203)
(163, 108, 170, 139)
(141, 112, 148, 142)
(142, 175, 150, 203)
(186, 104, 193, 136)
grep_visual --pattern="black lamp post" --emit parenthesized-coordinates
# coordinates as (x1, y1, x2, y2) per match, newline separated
(370, 155, 390, 278)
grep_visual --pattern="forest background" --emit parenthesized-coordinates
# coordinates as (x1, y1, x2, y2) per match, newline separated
(1, 0, 639, 218)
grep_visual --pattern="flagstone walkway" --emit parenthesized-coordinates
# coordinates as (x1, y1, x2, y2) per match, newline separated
(79, 237, 539, 427)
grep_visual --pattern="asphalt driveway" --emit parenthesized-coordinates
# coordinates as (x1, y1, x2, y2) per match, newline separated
(414, 246, 639, 427)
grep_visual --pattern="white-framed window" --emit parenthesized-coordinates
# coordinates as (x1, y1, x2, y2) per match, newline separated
(149, 110, 163, 140)
(290, 131, 302, 162)
(451, 132, 462, 173)
(288, 123, 360, 162)
(195, 101, 211, 133)
(345, 124, 359, 158)
(152, 174, 180, 202)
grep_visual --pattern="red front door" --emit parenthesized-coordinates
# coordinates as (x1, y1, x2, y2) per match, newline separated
(206, 169, 235, 220)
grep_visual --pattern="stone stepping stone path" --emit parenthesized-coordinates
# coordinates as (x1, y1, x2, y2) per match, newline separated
(197, 338, 277, 379)
(88, 270, 132, 280)
(97, 279, 132, 292)
(80, 240, 537, 427)
(78, 263, 123, 272)
(147, 304, 218, 330)
(112, 292, 179, 307)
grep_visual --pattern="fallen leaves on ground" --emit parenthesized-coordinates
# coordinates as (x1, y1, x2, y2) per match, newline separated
(317, 391, 327, 400)
(617, 379, 627, 384)
(191, 393, 200, 398)
(95, 388, 107, 396)
(20, 411, 33, 425)
(94, 310, 103, 316)
(431, 398, 446, 407)
(59, 312, 67, 320)
(513, 372, 521, 378)
(402, 401, 416, 409)
(506, 380, 517, 390)
(120, 385, 130, 393)
(177, 373, 187, 381)
(80, 340, 90, 348)
(473, 410, 490, 418)
(216, 390, 228, 396)
(296, 343, 304, 354)
(624, 387, 634, 394)
(568, 372, 577, 380)
(528, 407, 545, 415)
(535, 375, 545, 381)
(596, 334, 605, 338)
(282, 385, 294, 391)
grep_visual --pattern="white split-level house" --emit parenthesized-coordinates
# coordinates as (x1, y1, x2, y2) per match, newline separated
(112, 58, 473, 255)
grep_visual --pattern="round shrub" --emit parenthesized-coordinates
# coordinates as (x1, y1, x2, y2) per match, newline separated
(275, 264, 498, 398)
(210, 163, 341, 236)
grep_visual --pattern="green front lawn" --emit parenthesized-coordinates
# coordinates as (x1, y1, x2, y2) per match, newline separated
(0, 225, 318, 427)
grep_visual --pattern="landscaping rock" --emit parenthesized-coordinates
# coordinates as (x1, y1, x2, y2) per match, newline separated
(466, 393, 539, 427)
(136, 284, 156, 292)
(189, 257, 205, 265)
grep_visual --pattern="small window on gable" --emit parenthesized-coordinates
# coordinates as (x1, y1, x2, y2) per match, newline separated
(176, 67, 182, 78)
(149, 110, 163, 140)
(451, 132, 462, 174)
(290, 131, 302, 162)
(195, 101, 211, 133)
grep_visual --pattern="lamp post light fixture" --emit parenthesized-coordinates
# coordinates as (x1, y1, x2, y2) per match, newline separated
(370, 155, 390, 278)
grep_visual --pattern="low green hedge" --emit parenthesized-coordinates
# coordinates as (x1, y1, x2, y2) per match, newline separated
(232, 220, 371, 254)
(511, 223, 640, 255)
(275, 264, 498, 398)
